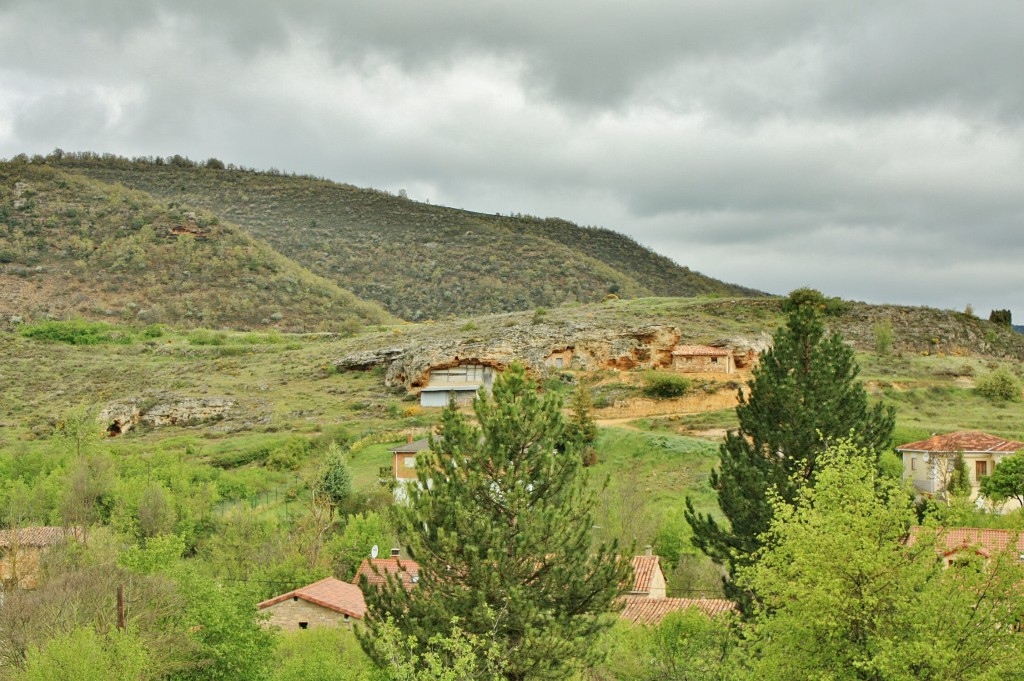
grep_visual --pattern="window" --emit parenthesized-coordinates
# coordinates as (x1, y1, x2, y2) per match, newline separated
(404, 456, 416, 468)
(976, 460, 988, 478)
(298, 622, 308, 629)
(710, 357, 719, 364)
(911, 457, 917, 471)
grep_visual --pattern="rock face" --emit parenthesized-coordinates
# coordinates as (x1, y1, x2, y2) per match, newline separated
(337, 321, 764, 391)
(100, 394, 236, 435)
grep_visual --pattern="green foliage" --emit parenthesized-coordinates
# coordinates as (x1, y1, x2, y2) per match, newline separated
(564, 385, 598, 465)
(782, 287, 849, 316)
(597, 611, 738, 680)
(947, 451, 973, 498)
(326, 510, 394, 580)
(686, 291, 895, 607)
(19, 319, 132, 345)
(976, 367, 1020, 402)
(642, 371, 691, 398)
(989, 309, 1012, 326)
(15, 627, 150, 681)
(980, 451, 1024, 506)
(314, 442, 353, 512)
(360, 364, 631, 679)
(271, 627, 380, 681)
(873, 319, 894, 355)
(367, 616, 506, 681)
(739, 442, 1024, 680)
(174, 570, 275, 681)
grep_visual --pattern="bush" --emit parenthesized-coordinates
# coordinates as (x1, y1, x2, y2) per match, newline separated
(642, 372, 691, 399)
(976, 368, 1021, 402)
(990, 309, 1013, 327)
(19, 319, 131, 345)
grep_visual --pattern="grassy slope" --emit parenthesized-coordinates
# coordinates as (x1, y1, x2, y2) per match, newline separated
(50, 156, 760, 320)
(0, 163, 394, 331)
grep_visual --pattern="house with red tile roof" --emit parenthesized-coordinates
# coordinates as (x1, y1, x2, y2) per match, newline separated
(353, 549, 420, 590)
(629, 548, 667, 599)
(0, 526, 82, 589)
(896, 431, 1024, 509)
(908, 526, 1024, 567)
(671, 345, 734, 374)
(258, 577, 366, 631)
(619, 596, 737, 625)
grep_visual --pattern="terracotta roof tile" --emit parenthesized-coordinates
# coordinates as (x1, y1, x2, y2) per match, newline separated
(909, 526, 1024, 559)
(671, 345, 731, 357)
(353, 557, 420, 590)
(0, 526, 81, 548)
(896, 431, 1024, 454)
(258, 577, 366, 618)
(619, 596, 737, 625)
(630, 555, 660, 594)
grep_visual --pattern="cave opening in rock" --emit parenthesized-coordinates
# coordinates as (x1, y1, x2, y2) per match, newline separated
(107, 421, 122, 437)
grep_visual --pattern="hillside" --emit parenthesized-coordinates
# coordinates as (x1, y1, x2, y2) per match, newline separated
(0, 162, 394, 331)
(44, 153, 761, 321)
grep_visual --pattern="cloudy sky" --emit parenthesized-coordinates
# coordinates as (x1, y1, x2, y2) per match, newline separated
(2, 1, 1023, 318)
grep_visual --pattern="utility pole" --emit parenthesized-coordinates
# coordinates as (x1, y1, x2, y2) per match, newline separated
(117, 585, 125, 630)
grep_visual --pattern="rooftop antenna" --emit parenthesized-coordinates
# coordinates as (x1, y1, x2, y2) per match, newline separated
(371, 545, 379, 559)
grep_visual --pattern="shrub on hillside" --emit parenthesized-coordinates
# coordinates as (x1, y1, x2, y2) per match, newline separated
(642, 372, 691, 399)
(19, 319, 131, 345)
(976, 368, 1021, 402)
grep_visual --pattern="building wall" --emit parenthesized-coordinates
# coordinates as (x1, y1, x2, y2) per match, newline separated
(393, 452, 418, 480)
(261, 598, 353, 631)
(902, 452, 1007, 501)
(648, 568, 667, 600)
(671, 355, 733, 374)
(0, 547, 43, 589)
(420, 388, 478, 408)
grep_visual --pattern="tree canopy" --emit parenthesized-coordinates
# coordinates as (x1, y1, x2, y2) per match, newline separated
(685, 289, 895, 605)
(359, 364, 630, 680)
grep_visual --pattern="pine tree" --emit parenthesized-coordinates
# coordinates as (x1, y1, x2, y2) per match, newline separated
(359, 364, 630, 680)
(685, 289, 895, 606)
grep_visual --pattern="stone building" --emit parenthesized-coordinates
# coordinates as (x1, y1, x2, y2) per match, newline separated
(0, 526, 80, 590)
(670, 345, 734, 374)
(258, 577, 366, 631)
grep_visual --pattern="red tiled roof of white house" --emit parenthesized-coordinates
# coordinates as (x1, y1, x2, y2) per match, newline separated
(671, 345, 731, 357)
(258, 577, 366, 619)
(896, 431, 1024, 454)
(908, 526, 1024, 560)
(0, 526, 82, 547)
(353, 551, 420, 590)
(619, 596, 737, 625)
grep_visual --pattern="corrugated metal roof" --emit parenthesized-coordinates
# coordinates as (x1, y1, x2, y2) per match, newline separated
(419, 384, 482, 392)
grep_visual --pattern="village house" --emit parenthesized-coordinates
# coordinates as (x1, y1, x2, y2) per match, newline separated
(353, 549, 420, 590)
(0, 526, 81, 590)
(671, 345, 734, 374)
(390, 436, 429, 492)
(619, 596, 737, 625)
(908, 526, 1024, 567)
(418, 363, 498, 408)
(257, 577, 366, 631)
(628, 546, 667, 599)
(897, 431, 1024, 508)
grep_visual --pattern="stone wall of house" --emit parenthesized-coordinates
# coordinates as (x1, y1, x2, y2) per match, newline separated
(672, 355, 732, 374)
(0, 546, 44, 589)
(261, 598, 353, 631)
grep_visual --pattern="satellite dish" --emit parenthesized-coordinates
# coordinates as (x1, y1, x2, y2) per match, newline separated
(371, 545, 379, 559)
(922, 453, 930, 463)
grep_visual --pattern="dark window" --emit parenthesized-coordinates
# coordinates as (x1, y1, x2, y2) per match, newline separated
(298, 622, 308, 629)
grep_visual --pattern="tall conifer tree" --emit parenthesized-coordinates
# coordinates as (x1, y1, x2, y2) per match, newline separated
(685, 289, 895, 605)
(360, 364, 630, 680)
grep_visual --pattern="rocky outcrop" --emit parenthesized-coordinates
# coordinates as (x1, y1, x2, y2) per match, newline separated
(336, 320, 766, 391)
(100, 394, 236, 435)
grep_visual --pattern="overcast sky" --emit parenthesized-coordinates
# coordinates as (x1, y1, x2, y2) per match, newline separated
(2, 1, 1023, 318)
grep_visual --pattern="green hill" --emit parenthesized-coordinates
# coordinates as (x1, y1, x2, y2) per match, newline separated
(44, 152, 761, 321)
(0, 162, 394, 331)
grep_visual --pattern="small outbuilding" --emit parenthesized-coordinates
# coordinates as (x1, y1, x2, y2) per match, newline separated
(0, 526, 81, 590)
(353, 550, 420, 590)
(671, 345, 734, 374)
(257, 577, 366, 631)
(419, 363, 498, 407)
